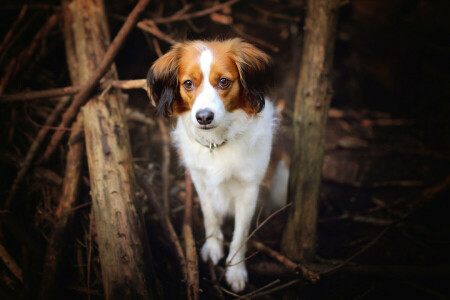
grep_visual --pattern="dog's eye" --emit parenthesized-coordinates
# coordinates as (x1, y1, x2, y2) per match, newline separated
(218, 78, 230, 89)
(183, 80, 193, 91)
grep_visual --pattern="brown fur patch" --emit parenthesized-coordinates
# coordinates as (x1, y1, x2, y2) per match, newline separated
(148, 39, 272, 117)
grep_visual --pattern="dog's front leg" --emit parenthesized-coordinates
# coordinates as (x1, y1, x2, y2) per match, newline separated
(226, 185, 258, 292)
(190, 171, 225, 265)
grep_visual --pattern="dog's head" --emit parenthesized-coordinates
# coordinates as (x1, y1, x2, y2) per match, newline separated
(147, 39, 272, 130)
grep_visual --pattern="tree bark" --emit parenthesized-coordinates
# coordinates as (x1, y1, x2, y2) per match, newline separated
(62, 0, 152, 298)
(281, 0, 340, 262)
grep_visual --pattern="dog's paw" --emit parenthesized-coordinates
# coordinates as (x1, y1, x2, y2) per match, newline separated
(201, 238, 223, 265)
(225, 264, 248, 293)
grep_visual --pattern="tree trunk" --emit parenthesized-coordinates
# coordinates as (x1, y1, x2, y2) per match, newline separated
(281, 0, 340, 262)
(62, 0, 152, 298)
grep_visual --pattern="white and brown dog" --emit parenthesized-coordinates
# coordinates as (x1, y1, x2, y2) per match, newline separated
(147, 39, 281, 292)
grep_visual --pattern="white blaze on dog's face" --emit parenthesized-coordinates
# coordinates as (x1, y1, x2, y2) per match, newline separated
(147, 39, 272, 127)
(183, 47, 229, 130)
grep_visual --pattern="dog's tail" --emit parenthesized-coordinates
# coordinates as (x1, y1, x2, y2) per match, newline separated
(269, 153, 290, 208)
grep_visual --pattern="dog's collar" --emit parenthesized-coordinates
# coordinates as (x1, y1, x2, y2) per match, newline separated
(195, 139, 227, 153)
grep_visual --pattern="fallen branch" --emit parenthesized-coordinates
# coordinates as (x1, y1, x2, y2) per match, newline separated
(0, 243, 23, 282)
(5, 96, 71, 208)
(38, 114, 84, 300)
(157, 118, 171, 214)
(183, 171, 199, 300)
(251, 240, 320, 283)
(0, 79, 147, 102)
(42, 0, 150, 161)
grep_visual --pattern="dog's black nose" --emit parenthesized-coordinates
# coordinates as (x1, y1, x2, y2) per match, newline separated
(196, 109, 214, 125)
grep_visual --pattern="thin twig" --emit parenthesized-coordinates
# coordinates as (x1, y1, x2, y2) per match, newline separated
(244, 278, 301, 299)
(251, 240, 320, 283)
(0, 58, 16, 95)
(42, 0, 150, 161)
(239, 279, 280, 299)
(249, 3, 301, 22)
(137, 21, 177, 45)
(152, 38, 163, 57)
(221, 287, 241, 298)
(8, 13, 59, 80)
(183, 171, 200, 300)
(231, 25, 279, 53)
(147, 0, 240, 24)
(226, 203, 292, 268)
(5, 96, 71, 208)
(0, 79, 147, 102)
(0, 5, 28, 53)
(157, 118, 171, 215)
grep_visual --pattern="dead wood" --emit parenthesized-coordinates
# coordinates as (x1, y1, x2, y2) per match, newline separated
(0, 243, 23, 282)
(59, 0, 153, 298)
(0, 79, 146, 102)
(37, 114, 84, 300)
(5, 96, 71, 208)
(281, 0, 340, 262)
(182, 172, 199, 300)
(157, 118, 171, 214)
(251, 240, 319, 283)
(42, 0, 150, 162)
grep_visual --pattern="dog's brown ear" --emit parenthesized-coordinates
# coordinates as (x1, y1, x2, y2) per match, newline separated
(229, 38, 273, 113)
(147, 45, 182, 117)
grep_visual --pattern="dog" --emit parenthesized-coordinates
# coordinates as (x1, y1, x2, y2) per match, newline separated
(147, 39, 280, 292)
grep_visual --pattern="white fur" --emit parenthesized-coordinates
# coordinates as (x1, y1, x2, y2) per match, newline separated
(190, 49, 226, 129)
(171, 47, 276, 292)
(173, 102, 275, 293)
